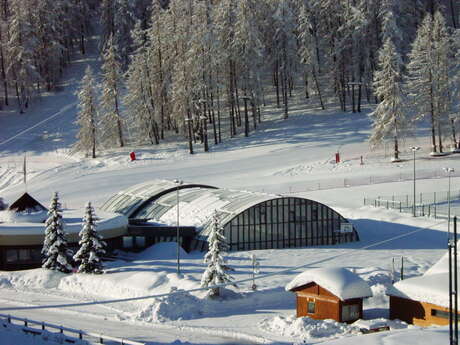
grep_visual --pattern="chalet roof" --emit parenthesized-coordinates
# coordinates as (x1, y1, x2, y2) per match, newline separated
(8, 193, 47, 213)
(286, 267, 373, 301)
(387, 248, 460, 308)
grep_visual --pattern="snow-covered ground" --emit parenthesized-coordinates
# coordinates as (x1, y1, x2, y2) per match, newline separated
(0, 26, 459, 345)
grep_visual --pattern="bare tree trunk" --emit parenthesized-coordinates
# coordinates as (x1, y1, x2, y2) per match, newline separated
(312, 69, 325, 110)
(274, 60, 280, 108)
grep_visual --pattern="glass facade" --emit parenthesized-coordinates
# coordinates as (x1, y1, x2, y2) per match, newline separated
(222, 198, 357, 251)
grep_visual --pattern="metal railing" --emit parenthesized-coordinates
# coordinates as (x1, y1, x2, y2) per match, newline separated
(364, 190, 460, 219)
(0, 313, 145, 345)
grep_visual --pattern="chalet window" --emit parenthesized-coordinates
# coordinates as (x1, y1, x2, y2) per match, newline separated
(431, 309, 450, 319)
(342, 304, 360, 322)
(135, 236, 146, 247)
(6, 249, 18, 263)
(307, 301, 316, 314)
(123, 236, 134, 248)
(19, 249, 31, 261)
(5, 248, 41, 263)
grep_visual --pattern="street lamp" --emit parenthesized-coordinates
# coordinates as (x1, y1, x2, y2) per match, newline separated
(444, 168, 455, 235)
(174, 179, 183, 275)
(410, 146, 420, 217)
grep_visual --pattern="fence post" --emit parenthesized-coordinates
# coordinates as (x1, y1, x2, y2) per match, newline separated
(41, 322, 45, 331)
(79, 331, 83, 340)
(400, 201, 402, 213)
(406, 194, 409, 208)
(24, 319, 27, 327)
(100, 334, 104, 344)
(7, 315, 10, 324)
(60, 325, 63, 334)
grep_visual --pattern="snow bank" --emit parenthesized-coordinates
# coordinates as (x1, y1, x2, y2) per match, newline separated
(285, 267, 373, 300)
(135, 242, 188, 261)
(259, 314, 360, 341)
(319, 327, 448, 345)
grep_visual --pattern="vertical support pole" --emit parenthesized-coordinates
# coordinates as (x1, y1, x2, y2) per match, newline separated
(7, 315, 10, 323)
(79, 331, 83, 340)
(392, 257, 395, 284)
(450, 232, 453, 345)
(400, 257, 404, 280)
(24, 319, 27, 327)
(60, 326, 63, 334)
(454, 217, 458, 345)
(41, 322, 45, 331)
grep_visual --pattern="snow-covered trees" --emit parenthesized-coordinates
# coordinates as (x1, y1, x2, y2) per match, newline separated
(370, 39, 407, 161)
(100, 37, 125, 148)
(201, 211, 234, 298)
(73, 202, 107, 274)
(406, 11, 454, 154)
(0, 0, 90, 112)
(42, 192, 73, 273)
(75, 66, 98, 158)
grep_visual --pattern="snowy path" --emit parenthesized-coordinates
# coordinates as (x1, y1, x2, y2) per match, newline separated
(0, 289, 263, 345)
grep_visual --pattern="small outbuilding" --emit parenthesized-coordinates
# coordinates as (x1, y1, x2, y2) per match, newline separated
(286, 267, 372, 323)
(388, 251, 460, 326)
(8, 193, 47, 213)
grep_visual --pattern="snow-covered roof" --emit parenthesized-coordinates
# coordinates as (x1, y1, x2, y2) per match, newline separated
(0, 209, 128, 245)
(388, 246, 460, 308)
(387, 273, 454, 308)
(100, 179, 216, 217)
(285, 267, 373, 301)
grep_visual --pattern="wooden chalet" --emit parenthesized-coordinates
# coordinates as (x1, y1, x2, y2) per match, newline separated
(388, 252, 460, 326)
(286, 267, 372, 323)
(8, 193, 47, 213)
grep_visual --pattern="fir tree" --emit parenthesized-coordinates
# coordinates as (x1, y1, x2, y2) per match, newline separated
(74, 66, 98, 158)
(42, 192, 73, 273)
(406, 12, 453, 154)
(369, 38, 407, 162)
(100, 36, 125, 148)
(73, 202, 107, 274)
(201, 211, 234, 298)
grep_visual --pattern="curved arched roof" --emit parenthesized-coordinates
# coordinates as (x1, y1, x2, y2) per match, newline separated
(100, 180, 217, 217)
(134, 187, 278, 234)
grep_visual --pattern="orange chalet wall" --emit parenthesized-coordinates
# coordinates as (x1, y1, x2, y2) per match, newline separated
(293, 282, 364, 323)
(390, 295, 460, 327)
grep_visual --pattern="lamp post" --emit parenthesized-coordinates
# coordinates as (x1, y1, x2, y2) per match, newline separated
(410, 146, 420, 217)
(445, 168, 455, 235)
(174, 179, 183, 275)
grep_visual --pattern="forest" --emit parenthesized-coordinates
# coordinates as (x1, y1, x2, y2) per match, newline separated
(1, 0, 459, 159)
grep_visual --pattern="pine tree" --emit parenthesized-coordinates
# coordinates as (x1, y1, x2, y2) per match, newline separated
(100, 36, 124, 148)
(42, 192, 73, 273)
(406, 11, 453, 154)
(74, 66, 98, 158)
(73, 202, 107, 274)
(370, 38, 407, 162)
(201, 211, 234, 298)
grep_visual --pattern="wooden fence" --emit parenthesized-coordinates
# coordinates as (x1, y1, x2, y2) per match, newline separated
(0, 313, 145, 345)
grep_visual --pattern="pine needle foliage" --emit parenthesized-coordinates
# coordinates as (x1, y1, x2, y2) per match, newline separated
(73, 202, 107, 274)
(201, 211, 235, 298)
(42, 192, 73, 273)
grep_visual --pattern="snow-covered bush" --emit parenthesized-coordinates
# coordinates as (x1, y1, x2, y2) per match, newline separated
(73, 202, 107, 274)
